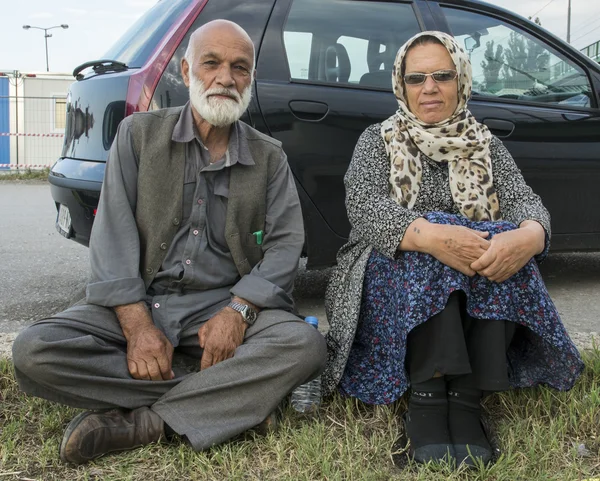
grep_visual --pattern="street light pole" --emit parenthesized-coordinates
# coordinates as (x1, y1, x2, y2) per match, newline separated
(22, 24, 69, 72)
(44, 31, 50, 72)
(567, 0, 572, 44)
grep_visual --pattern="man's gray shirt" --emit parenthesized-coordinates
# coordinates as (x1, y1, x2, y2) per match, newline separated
(86, 102, 304, 345)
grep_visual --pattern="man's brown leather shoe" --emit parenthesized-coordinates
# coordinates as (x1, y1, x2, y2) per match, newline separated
(252, 410, 278, 436)
(60, 407, 165, 465)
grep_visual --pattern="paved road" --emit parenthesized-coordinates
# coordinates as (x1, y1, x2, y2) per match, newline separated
(1, 182, 598, 356)
(0, 182, 89, 333)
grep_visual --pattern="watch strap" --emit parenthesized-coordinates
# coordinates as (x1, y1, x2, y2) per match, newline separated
(227, 301, 257, 325)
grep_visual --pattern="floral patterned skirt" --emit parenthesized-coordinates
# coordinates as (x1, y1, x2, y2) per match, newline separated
(339, 212, 584, 405)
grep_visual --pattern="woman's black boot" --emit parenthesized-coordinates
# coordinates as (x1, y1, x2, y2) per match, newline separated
(404, 377, 455, 464)
(447, 387, 492, 466)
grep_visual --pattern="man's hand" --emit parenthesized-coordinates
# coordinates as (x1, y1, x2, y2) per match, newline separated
(114, 302, 174, 381)
(427, 224, 491, 276)
(198, 307, 247, 370)
(471, 221, 545, 283)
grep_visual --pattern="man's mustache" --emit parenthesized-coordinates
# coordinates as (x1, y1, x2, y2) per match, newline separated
(203, 88, 240, 102)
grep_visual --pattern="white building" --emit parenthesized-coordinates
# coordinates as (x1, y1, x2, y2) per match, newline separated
(581, 40, 600, 63)
(0, 71, 73, 169)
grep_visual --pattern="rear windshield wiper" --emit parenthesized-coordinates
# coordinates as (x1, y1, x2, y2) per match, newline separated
(73, 59, 129, 80)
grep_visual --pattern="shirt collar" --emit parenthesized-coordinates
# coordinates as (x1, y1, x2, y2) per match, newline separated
(172, 101, 255, 167)
(226, 122, 254, 167)
(172, 102, 196, 143)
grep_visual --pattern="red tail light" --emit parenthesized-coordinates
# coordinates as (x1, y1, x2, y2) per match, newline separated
(125, 0, 208, 116)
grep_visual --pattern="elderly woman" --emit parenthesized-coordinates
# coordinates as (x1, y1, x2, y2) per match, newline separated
(323, 31, 583, 467)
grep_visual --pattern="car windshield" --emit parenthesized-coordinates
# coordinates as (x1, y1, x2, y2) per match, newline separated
(103, 0, 193, 68)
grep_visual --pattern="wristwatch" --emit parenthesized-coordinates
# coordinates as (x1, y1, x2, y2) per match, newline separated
(227, 301, 258, 326)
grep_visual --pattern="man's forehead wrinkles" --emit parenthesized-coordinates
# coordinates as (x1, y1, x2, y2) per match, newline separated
(200, 49, 250, 59)
(197, 47, 253, 65)
(193, 36, 254, 58)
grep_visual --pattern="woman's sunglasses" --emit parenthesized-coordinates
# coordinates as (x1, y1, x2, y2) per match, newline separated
(403, 69, 458, 85)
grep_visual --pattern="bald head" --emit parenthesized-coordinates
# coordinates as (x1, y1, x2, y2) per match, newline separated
(181, 20, 255, 128)
(184, 20, 255, 72)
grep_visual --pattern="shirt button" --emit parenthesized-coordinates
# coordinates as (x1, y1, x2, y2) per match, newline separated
(185, 259, 191, 265)
(160, 242, 167, 250)
(173, 217, 180, 226)
(146, 267, 154, 275)
(193, 229, 199, 236)
(154, 303, 160, 308)
(197, 199, 203, 205)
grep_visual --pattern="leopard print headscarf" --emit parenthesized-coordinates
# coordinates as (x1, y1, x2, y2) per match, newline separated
(381, 31, 501, 221)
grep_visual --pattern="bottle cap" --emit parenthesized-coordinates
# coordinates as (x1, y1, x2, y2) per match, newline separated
(304, 316, 318, 328)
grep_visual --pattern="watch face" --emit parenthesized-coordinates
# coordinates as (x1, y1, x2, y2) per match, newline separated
(245, 308, 258, 324)
(229, 302, 258, 325)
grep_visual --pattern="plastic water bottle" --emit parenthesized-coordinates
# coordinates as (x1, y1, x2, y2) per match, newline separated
(290, 316, 322, 416)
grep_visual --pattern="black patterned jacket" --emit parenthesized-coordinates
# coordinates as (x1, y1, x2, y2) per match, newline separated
(322, 123, 551, 396)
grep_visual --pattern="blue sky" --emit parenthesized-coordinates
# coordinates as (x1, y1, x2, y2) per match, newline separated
(1, 0, 599, 74)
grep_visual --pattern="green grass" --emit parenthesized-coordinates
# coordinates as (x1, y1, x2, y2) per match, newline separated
(1, 350, 599, 481)
(0, 167, 50, 181)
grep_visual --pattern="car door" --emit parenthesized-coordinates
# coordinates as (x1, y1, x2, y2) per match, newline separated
(256, 0, 435, 268)
(430, 2, 600, 251)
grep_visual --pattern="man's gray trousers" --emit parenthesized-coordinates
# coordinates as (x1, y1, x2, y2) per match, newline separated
(11, 302, 327, 451)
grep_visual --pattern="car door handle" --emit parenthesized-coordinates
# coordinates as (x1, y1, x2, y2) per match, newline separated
(562, 113, 590, 121)
(289, 101, 329, 122)
(483, 118, 515, 139)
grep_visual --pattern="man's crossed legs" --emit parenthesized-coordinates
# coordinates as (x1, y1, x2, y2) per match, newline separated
(12, 302, 326, 464)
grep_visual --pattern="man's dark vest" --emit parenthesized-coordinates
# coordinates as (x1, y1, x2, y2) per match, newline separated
(130, 106, 281, 288)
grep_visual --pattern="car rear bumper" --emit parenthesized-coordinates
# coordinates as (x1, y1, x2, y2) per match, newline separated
(49, 158, 105, 247)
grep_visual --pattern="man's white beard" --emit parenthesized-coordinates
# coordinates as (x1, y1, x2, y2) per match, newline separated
(188, 72, 252, 127)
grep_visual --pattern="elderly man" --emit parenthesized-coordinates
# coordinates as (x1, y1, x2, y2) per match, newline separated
(12, 20, 326, 465)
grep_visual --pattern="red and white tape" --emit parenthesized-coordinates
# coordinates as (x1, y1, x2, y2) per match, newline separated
(0, 132, 64, 138)
(0, 164, 52, 168)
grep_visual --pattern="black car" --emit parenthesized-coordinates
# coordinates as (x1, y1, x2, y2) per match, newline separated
(50, 0, 600, 269)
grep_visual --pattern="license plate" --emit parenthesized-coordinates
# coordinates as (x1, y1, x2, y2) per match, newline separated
(57, 204, 72, 238)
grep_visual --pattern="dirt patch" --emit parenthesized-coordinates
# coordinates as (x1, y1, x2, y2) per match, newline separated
(0, 332, 16, 358)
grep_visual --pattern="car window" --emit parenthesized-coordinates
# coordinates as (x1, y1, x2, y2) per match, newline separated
(103, 0, 193, 68)
(284, 32, 313, 80)
(283, 0, 421, 90)
(442, 7, 593, 108)
(337, 36, 370, 83)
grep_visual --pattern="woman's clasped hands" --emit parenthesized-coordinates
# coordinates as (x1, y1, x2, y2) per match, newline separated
(425, 221, 544, 282)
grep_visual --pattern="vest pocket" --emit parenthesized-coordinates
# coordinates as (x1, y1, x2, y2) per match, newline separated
(241, 232, 265, 271)
(244, 232, 266, 248)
